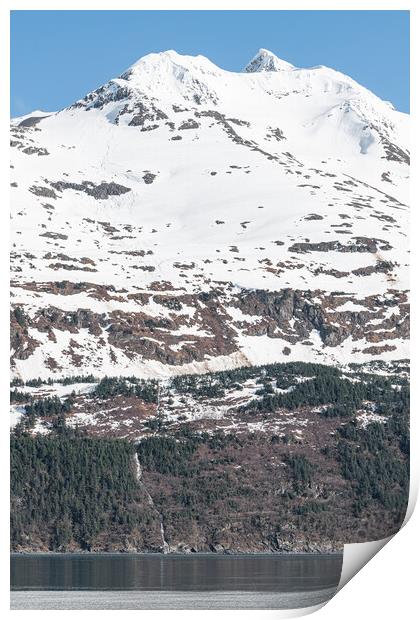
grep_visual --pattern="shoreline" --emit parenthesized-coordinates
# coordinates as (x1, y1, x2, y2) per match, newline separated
(11, 550, 344, 556)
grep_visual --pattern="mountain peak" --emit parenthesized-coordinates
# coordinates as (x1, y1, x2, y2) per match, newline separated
(244, 48, 295, 73)
(126, 49, 220, 76)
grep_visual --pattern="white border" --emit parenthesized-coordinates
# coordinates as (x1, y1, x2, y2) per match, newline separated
(1, 2, 417, 619)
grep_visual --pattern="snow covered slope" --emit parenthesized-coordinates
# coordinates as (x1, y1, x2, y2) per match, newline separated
(10, 49, 409, 380)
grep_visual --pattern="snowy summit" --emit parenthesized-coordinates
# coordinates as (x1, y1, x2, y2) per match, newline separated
(244, 48, 295, 72)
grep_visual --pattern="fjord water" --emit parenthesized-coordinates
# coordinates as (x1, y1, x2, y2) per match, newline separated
(11, 553, 342, 609)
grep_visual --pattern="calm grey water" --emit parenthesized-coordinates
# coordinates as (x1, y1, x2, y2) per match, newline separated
(11, 553, 343, 610)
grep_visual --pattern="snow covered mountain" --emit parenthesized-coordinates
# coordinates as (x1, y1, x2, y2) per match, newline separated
(10, 49, 409, 381)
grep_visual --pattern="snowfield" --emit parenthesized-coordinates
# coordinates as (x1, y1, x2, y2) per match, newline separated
(10, 49, 409, 381)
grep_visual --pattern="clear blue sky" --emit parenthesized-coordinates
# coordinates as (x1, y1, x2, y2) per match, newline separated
(10, 10, 410, 116)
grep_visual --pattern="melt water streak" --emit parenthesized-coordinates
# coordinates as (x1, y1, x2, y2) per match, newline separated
(11, 553, 342, 610)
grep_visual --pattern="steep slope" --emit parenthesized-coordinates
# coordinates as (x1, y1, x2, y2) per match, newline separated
(10, 49, 409, 381)
(10, 360, 410, 551)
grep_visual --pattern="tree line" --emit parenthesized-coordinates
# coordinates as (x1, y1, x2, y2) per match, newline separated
(92, 376, 159, 402)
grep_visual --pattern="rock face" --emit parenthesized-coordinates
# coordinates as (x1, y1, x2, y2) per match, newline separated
(244, 48, 295, 73)
(49, 180, 131, 199)
(10, 49, 409, 381)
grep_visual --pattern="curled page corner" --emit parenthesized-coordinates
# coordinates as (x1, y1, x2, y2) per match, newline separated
(338, 536, 392, 592)
(338, 479, 418, 594)
(403, 477, 418, 526)
(273, 602, 332, 618)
